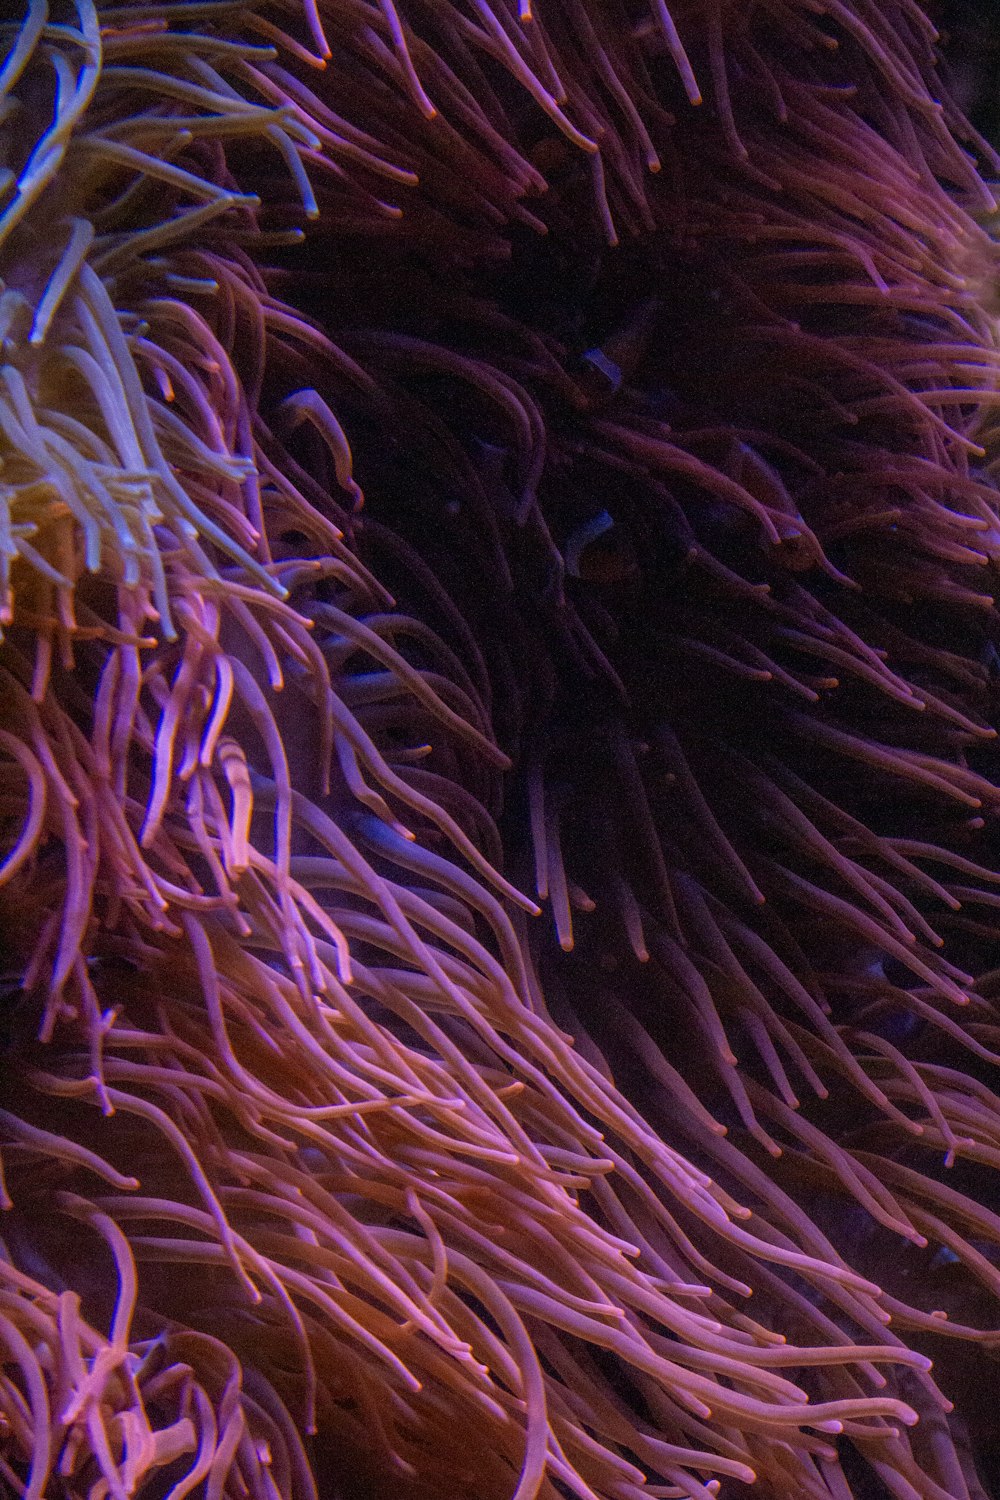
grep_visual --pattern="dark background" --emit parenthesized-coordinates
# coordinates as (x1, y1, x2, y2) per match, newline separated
(935, 0, 1000, 146)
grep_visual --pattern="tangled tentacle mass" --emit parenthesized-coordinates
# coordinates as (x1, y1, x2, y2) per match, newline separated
(3, 1, 1000, 1497)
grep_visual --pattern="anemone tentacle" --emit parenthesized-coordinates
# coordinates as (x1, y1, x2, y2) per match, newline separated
(4, 4, 1000, 1500)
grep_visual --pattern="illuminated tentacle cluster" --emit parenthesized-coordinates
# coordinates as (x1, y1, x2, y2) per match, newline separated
(0, 1242, 313, 1500)
(3, 3, 1000, 1500)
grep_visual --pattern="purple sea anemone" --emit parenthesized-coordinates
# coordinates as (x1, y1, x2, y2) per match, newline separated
(4, 2, 1000, 1498)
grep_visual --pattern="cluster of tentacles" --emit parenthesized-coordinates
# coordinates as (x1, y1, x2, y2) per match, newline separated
(4, 1, 1000, 1497)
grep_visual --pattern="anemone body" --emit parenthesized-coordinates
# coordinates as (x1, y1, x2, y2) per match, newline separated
(3, 4, 1000, 1500)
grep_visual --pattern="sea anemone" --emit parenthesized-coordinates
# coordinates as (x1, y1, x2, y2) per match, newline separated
(4, 2, 1000, 1498)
